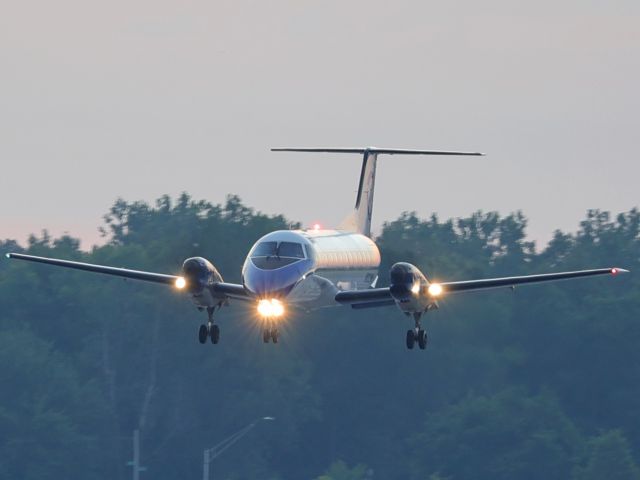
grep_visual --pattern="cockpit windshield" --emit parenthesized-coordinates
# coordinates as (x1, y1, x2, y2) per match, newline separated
(252, 241, 278, 257)
(251, 241, 305, 259)
(251, 241, 306, 270)
(277, 242, 305, 258)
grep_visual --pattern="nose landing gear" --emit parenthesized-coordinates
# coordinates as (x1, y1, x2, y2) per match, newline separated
(262, 323, 279, 344)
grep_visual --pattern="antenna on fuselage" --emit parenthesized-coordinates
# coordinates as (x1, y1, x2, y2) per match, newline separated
(271, 147, 484, 238)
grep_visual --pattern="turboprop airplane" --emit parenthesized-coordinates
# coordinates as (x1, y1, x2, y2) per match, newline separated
(6, 147, 629, 350)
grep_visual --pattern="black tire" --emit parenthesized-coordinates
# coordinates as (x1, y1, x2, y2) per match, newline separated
(271, 329, 279, 344)
(406, 330, 415, 349)
(263, 329, 271, 343)
(418, 329, 428, 350)
(210, 325, 220, 344)
(198, 325, 208, 344)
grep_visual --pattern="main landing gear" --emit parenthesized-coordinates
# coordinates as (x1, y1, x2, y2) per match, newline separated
(198, 306, 221, 345)
(262, 323, 279, 344)
(406, 312, 428, 350)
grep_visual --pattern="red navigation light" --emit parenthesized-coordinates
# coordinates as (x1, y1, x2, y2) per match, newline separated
(611, 268, 618, 275)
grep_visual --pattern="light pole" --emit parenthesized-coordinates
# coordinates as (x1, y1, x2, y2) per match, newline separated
(202, 416, 275, 480)
(127, 429, 147, 480)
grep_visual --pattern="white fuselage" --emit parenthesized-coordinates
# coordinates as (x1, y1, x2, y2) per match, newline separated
(304, 229, 380, 289)
(241, 229, 381, 309)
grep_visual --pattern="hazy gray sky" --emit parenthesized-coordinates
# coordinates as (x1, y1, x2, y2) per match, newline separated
(1, 0, 638, 250)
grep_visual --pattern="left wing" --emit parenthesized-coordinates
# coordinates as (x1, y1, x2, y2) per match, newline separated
(436, 267, 628, 293)
(336, 267, 629, 307)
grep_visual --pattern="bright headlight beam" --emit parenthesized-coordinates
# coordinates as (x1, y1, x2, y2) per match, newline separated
(175, 277, 186, 289)
(258, 299, 272, 317)
(257, 298, 285, 318)
(427, 283, 443, 297)
(411, 283, 421, 294)
(272, 300, 285, 317)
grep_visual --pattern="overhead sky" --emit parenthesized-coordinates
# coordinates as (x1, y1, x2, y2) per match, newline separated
(1, 0, 638, 250)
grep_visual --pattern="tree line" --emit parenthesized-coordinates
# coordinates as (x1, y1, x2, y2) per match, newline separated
(0, 194, 638, 479)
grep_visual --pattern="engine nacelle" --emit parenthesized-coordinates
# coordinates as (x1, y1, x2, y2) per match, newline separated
(181, 257, 223, 295)
(389, 262, 434, 313)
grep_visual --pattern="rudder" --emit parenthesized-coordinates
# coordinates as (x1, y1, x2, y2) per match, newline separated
(339, 149, 378, 237)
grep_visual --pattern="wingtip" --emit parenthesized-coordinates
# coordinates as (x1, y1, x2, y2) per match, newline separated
(5, 253, 11, 259)
(611, 267, 630, 275)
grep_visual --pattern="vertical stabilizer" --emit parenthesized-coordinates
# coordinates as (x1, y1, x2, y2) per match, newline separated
(271, 147, 484, 238)
(339, 149, 378, 237)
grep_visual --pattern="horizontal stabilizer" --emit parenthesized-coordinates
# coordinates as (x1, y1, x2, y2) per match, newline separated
(272, 146, 483, 237)
(271, 147, 484, 156)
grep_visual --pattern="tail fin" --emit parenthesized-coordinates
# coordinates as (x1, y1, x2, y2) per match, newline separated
(271, 147, 484, 237)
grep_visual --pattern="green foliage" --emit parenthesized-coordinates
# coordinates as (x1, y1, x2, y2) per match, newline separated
(0, 195, 638, 479)
(573, 430, 640, 480)
(0, 329, 111, 480)
(314, 460, 370, 480)
(409, 389, 583, 480)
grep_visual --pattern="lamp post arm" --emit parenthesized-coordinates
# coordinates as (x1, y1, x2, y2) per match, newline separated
(209, 423, 256, 460)
(203, 417, 275, 480)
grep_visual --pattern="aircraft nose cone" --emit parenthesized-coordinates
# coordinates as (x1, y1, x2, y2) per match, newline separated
(243, 262, 304, 298)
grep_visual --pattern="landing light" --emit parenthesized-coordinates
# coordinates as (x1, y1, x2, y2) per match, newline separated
(175, 277, 186, 289)
(258, 298, 285, 318)
(411, 283, 421, 294)
(428, 283, 443, 297)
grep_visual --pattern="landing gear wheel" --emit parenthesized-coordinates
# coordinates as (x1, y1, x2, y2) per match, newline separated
(418, 329, 428, 350)
(210, 325, 220, 344)
(198, 325, 208, 344)
(263, 329, 271, 343)
(271, 329, 279, 344)
(406, 330, 416, 349)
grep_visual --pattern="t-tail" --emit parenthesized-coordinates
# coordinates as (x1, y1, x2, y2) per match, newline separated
(271, 147, 484, 237)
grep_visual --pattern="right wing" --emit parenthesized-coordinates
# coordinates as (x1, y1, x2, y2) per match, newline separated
(5, 253, 250, 299)
(7, 253, 179, 285)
